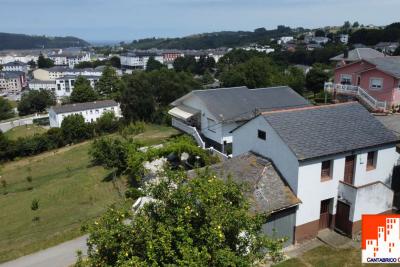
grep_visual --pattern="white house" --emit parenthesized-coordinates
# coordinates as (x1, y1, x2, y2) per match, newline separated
(278, 36, 294, 44)
(168, 86, 310, 154)
(120, 52, 163, 70)
(2, 61, 29, 73)
(232, 102, 399, 243)
(49, 100, 122, 128)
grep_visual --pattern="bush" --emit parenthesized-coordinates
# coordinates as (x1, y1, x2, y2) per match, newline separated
(61, 114, 93, 144)
(119, 121, 146, 137)
(124, 187, 144, 200)
(95, 112, 120, 134)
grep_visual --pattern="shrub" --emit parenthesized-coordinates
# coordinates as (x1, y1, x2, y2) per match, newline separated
(119, 121, 146, 137)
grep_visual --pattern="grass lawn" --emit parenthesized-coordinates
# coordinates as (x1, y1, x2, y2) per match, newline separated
(4, 125, 48, 140)
(275, 245, 391, 267)
(0, 124, 179, 263)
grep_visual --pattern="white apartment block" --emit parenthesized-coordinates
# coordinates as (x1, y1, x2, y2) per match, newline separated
(55, 75, 99, 98)
(48, 52, 91, 68)
(120, 52, 164, 70)
(49, 100, 122, 128)
(33, 67, 102, 81)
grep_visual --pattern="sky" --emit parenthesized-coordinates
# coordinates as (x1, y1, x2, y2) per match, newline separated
(0, 0, 399, 42)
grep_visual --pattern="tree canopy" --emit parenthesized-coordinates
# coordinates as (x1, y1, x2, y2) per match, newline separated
(146, 57, 165, 72)
(120, 69, 199, 122)
(80, 169, 284, 266)
(37, 53, 54, 68)
(61, 114, 92, 144)
(305, 64, 331, 96)
(0, 97, 14, 120)
(17, 90, 55, 116)
(70, 76, 98, 103)
(95, 66, 122, 99)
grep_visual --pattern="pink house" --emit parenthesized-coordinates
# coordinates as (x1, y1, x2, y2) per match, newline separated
(329, 56, 400, 110)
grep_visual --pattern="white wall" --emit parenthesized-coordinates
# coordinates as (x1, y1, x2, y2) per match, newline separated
(50, 105, 121, 128)
(353, 147, 398, 187)
(183, 96, 224, 144)
(296, 156, 345, 226)
(352, 182, 393, 222)
(232, 116, 299, 192)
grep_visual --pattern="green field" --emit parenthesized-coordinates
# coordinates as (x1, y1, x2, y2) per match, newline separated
(4, 125, 48, 140)
(275, 245, 389, 267)
(0, 124, 179, 263)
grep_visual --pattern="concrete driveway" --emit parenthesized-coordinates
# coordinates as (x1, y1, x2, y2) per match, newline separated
(0, 235, 88, 267)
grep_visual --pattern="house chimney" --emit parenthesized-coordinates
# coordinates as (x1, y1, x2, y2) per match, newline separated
(344, 49, 349, 59)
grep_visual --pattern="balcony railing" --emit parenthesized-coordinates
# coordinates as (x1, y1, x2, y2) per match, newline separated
(172, 118, 205, 149)
(324, 82, 387, 111)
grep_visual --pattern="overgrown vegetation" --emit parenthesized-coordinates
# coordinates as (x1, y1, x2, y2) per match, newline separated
(17, 90, 56, 116)
(79, 168, 285, 266)
(0, 112, 120, 162)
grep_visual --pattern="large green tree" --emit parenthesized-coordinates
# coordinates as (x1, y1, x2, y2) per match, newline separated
(17, 90, 56, 116)
(146, 56, 165, 72)
(305, 65, 331, 97)
(95, 66, 122, 99)
(0, 97, 14, 120)
(70, 76, 98, 103)
(219, 57, 284, 88)
(61, 114, 92, 144)
(120, 69, 199, 122)
(80, 169, 283, 266)
(37, 53, 54, 68)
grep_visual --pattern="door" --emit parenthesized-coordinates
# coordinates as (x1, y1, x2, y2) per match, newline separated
(335, 201, 351, 235)
(344, 155, 355, 185)
(319, 199, 331, 230)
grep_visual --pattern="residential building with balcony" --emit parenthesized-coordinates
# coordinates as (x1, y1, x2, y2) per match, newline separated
(231, 102, 399, 243)
(168, 86, 311, 154)
(325, 56, 400, 111)
(0, 71, 26, 94)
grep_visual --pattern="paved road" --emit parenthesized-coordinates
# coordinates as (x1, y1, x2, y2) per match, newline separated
(0, 235, 88, 267)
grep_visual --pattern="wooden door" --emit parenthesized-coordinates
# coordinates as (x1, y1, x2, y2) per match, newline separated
(335, 201, 351, 235)
(344, 155, 355, 185)
(319, 199, 331, 230)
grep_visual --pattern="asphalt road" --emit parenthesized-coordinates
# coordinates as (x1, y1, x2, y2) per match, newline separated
(0, 235, 88, 267)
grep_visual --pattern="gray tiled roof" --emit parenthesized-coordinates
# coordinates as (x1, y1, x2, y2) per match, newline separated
(364, 57, 400, 78)
(51, 100, 118, 114)
(187, 152, 300, 214)
(262, 102, 399, 161)
(3, 61, 27, 66)
(330, 48, 384, 61)
(173, 86, 311, 122)
(0, 71, 24, 79)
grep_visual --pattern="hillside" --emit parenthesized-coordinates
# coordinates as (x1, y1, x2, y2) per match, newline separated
(0, 32, 90, 50)
(128, 26, 307, 50)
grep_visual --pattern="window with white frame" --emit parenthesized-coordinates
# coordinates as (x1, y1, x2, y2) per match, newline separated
(340, 74, 352, 85)
(370, 78, 383, 89)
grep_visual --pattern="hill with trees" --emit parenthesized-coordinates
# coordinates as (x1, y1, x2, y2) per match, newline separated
(349, 23, 400, 45)
(127, 26, 307, 50)
(0, 32, 90, 50)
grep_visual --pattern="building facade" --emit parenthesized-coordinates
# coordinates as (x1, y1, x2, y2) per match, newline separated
(168, 86, 310, 154)
(232, 103, 399, 243)
(49, 100, 122, 128)
(0, 71, 26, 94)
